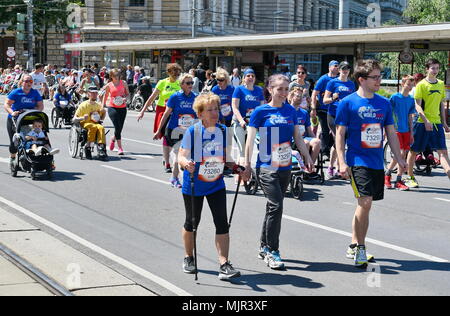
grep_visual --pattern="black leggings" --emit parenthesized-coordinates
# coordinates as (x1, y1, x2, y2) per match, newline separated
(108, 107, 127, 140)
(183, 188, 229, 235)
(7, 117, 17, 154)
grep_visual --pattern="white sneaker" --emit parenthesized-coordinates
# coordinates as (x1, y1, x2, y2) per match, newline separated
(354, 245, 368, 268)
(49, 148, 60, 155)
(35, 147, 43, 156)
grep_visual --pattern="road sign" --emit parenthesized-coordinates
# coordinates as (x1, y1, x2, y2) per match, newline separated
(6, 48, 16, 58)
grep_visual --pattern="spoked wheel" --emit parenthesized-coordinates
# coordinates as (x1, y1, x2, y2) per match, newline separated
(51, 108, 60, 129)
(383, 142, 398, 173)
(68, 126, 79, 158)
(290, 175, 304, 200)
(244, 170, 258, 195)
(133, 97, 144, 112)
(10, 156, 18, 177)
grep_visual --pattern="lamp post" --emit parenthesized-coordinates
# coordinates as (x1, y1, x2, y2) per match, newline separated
(273, 10, 283, 33)
(23, 0, 34, 70)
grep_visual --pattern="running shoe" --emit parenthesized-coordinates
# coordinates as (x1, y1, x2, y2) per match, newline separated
(117, 148, 124, 156)
(183, 256, 196, 274)
(354, 245, 368, 268)
(395, 180, 409, 191)
(258, 246, 270, 260)
(170, 177, 182, 189)
(404, 177, 419, 188)
(326, 166, 336, 180)
(384, 175, 393, 189)
(346, 245, 375, 262)
(109, 139, 115, 151)
(218, 261, 241, 280)
(264, 250, 285, 270)
(84, 147, 92, 160)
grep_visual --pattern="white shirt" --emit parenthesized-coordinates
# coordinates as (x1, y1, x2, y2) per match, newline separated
(31, 72, 46, 96)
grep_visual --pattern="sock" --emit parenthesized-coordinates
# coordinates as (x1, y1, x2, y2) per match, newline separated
(349, 243, 357, 249)
(396, 176, 402, 182)
(385, 169, 392, 176)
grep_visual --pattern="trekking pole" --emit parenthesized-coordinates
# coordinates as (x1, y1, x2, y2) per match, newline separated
(190, 172, 198, 281)
(228, 173, 241, 229)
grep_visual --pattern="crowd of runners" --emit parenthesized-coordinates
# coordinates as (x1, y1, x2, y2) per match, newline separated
(2, 57, 449, 281)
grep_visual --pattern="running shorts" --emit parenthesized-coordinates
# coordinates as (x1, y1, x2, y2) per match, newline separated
(350, 166, 384, 201)
(396, 131, 411, 151)
(411, 123, 447, 153)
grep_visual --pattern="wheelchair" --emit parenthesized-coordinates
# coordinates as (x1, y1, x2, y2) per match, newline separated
(68, 122, 108, 161)
(51, 103, 76, 129)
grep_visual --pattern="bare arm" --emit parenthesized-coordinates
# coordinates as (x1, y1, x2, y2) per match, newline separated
(336, 125, 349, 178)
(153, 107, 173, 139)
(441, 100, 450, 132)
(138, 89, 160, 121)
(232, 98, 246, 128)
(386, 125, 407, 169)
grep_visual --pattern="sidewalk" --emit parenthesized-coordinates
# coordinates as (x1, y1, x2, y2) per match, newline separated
(0, 207, 156, 296)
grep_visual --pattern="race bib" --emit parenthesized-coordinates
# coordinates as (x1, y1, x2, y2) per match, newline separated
(60, 100, 68, 108)
(113, 96, 125, 106)
(361, 123, 382, 148)
(272, 142, 292, 168)
(178, 114, 195, 129)
(220, 103, 232, 117)
(198, 157, 225, 183)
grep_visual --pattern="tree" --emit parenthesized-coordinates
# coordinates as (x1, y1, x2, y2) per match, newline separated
(376, 0, 448, 80)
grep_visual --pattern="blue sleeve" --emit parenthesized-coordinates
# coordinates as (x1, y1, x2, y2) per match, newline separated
(7, 89, 18, 102)
(385, 102, 395, 126)
(305, 111, 311, 128)
(314, 76, 327, 92)
(335, 99, 349, 126)
(291, 107, 298, 126)
(257, 86, 265, 102)
(249, 108, 261, 128)
(408, 99, 416, 115)
(325, 80, 335, 93)
(34, 90, 43, 102)
(211, 86, 219, 95)
(166, 93, 177, 109)
(232, 86, 242, 99)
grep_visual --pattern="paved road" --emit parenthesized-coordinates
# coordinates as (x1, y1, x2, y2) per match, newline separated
(0, 96, 449, 296)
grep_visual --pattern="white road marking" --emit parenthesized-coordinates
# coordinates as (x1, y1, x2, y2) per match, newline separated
(434, 198, 450, 203)
(102, 165, 170, 185)
(122, 137, 162, 148)
(283, 215, 449, 263)
(0, 195, 192, 296)
(127, 154, 155, 160)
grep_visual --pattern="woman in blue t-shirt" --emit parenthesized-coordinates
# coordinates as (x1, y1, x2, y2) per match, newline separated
(242, 74, 313, 271)
(178, 92, 245, 281)
(211, 68, 235, 127)
(323, 61, 356, 179)
(53, 84, 73, 123)
(4, 75, 44, 165)
(231, 68, 265, 164)
(154, 74, 198, 189)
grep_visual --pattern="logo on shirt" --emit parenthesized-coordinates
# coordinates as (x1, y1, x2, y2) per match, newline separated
(358, 106, 383, 120)
(245, 95, 258, 102)
(268, 115, 291, 125)
(429, 90, 441, 95)
(21, 97, 35, 104)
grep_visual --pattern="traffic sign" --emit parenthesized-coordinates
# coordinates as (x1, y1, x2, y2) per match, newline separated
(6, 48, 16, 58)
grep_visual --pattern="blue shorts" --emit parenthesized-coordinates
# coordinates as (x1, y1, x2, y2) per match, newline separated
(411, 123, 447, 153)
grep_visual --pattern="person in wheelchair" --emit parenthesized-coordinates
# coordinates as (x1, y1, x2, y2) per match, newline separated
(25, 119, 60, 156)
(73, 86, 107, 160)
(288, 88, 322, 178)
(53, 84, 74, 125)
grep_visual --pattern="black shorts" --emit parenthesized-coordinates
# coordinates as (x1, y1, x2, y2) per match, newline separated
(164, 128, 184, 148)
(350, 166, 384, 201)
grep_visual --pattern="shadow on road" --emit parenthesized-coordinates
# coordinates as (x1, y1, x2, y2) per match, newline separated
(375, 258, 450, 274)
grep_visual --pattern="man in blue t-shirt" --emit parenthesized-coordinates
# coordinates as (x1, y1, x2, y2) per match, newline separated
(335, 60, 406, 268)
(311, 60, 339, 158)
(4, 75, 44, 166)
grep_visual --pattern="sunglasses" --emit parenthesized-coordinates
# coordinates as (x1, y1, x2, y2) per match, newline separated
(297, 72, 306, 75)
(217, 78, 226, 82)
(24, 80, 34, 83)
(184, 81, 194, 85)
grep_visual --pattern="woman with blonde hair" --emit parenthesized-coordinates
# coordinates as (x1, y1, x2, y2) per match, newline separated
(138, 63, 182, 172)
(178, 92, 245, 280)
(212, 67, 235, 127)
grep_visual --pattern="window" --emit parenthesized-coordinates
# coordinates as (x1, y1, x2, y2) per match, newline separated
(228, 0, 233, 17)
(239, 0, 244, 19)
(249, 0, 255, 22)
(129, 0, 145, 6)
(302, 0, 308, 25)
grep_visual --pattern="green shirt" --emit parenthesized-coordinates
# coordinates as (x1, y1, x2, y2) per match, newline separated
(414, 79, 445, 124)
(155, 78, 181, 107)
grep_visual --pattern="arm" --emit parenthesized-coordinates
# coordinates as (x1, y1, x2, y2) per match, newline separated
(336, 125, 349, 179)
(386, 125, 407, 169)
(310, 90, 320, 117)
(178, 147, 195, 174)
(102, 85, 110, 109)
(4, 98, 18, 117)
(35, 100, 44, 112)
(293, 125, 313, 171)
(323, 90, 339, 105)
(242, 126, 257, 181)
(232, 98, 246, 128)
(153, 107, 173, 140)
(441, 100, 450, 132)
(138, 89, 160, 121)
(414, 98, 432, 131)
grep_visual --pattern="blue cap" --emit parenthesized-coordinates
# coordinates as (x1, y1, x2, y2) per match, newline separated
(243, 68, 255, 76)
(329, 60, 339, 67)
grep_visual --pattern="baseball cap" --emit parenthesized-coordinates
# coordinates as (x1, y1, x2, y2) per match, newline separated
(329, 60, 339, 67)
(339, 61, 351, 70)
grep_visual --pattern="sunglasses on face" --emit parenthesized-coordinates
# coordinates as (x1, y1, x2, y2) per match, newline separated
(184, 81, 194, 85)
(217, 78, 226, 82)
(24, 80, 33, 83)
(297, 72, 306, 75)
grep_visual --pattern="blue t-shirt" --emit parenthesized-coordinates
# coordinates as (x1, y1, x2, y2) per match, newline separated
(166, 91, 197, 130)
(325, 79, 356, 117)
(295, 107, 311, 137)
(335, 93, 394, 170)
(7, 88, 43, 118)
(314, 74, 338, 111)
(212, 85, 235, 122)
(249, 103, 299, 171)
(389, 93, 415, 133)
(181, 122, 227, 196)
(54, 92, 71, 107)
(232, 85, 264, 119)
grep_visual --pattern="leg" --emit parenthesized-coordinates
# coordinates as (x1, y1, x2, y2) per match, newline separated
(205, 189, 229, 264)
(352, 196, 373, 246)
(182, 194, 204, 257)
(437, 149, 450, 179)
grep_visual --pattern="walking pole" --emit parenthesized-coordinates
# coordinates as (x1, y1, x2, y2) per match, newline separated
(228, 173, 241, 229)
(190, 172, 198, 281)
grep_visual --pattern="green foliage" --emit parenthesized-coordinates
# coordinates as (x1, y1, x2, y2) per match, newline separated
(377, 89, 393, 99)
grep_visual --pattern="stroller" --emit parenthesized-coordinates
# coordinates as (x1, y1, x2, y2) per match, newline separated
(10, 111, 55, 180)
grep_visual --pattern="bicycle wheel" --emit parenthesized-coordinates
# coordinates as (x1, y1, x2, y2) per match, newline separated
(51, 108, 59, 129)
(383, 142, 398, 172)
(68, 126, 79, 158)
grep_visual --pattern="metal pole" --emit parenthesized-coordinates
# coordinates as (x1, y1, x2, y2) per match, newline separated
(191, 0, 196, 38)
(26, 0, 34, 70)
